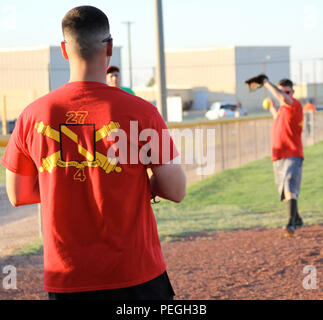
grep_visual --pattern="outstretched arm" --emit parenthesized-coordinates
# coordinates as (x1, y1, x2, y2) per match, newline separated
(267, 98, 278, 119)
(263, 80, 293, 106)
(6, 169, 40, 207)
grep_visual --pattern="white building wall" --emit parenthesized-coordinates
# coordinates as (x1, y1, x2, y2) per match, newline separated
(0, 46, 50, 90)
(49, 46, 122, 91)
(110, 46, 122, 70)
(49, 46, 69, 91)
(165, 47, 236, 93)
(164, 46, 290, 111)
(294, 83, 323, 106)
(0, 45, 122, 119)
(235, 46, 290, 112)
(0, 46, 50, 119)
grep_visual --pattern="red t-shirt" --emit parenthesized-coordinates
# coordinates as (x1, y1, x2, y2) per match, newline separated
(1, 81, 179, 293)
(303, 102, 316, 112)
(271, 98, 304, 161)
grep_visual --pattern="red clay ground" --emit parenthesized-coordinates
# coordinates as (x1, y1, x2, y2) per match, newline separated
(0, 225, 323, 300)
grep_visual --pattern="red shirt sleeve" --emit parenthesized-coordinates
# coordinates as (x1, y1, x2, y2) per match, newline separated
(1, 114, 38, 176)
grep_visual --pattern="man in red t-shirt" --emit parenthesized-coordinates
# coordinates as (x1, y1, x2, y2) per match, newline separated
(303, 100, 316, 113)
(1, 6, 186, 300)
(303, 99, 316, 137)
(263, 78, 304, 237)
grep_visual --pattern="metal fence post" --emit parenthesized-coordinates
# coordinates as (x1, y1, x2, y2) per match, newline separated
(312, 111, 315, 145)
(254, 120, 258, 160)
(38, 203, 43, 239)
(2, 96, 8, 135)
(220, 123, 225, 170)
(200, 124, 204, 181)
(237, 121, 241, 166)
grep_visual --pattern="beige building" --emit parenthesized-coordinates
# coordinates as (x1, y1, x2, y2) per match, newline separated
(0, 45, 121, 120)
(136, 46, 291, 113)
(294, 83, 323, 106)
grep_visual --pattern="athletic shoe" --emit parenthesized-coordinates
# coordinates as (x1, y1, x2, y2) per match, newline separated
(295, 218, 305, 230)
(283, 225, 295, 237)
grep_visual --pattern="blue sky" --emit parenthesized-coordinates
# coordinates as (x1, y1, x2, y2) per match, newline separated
(0, 0, 322, 85)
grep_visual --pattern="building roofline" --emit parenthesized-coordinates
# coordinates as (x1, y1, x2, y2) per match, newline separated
(0, 44, 122, 53)
(0, 45, 51, 52)
(166, 45, 290, 53)
(166, 46, 235, 53)
(235, 45, 290, 49)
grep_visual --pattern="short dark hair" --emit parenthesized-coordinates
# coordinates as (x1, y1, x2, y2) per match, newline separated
(107, 66, 120, 74)
(278, 78, 293, 88)
(62, 6, 110, 60)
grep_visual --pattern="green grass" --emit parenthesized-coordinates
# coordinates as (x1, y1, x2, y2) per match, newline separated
(154, 141, 323, 241)
(0, 147, 5, 183)
(15, 238, 43, 256)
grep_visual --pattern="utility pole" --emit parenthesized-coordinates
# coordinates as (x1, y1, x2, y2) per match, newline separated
(262, 55, 271, 100)
(154, 0, 167, 120)
(299, 60, 303, 100)
(262, 60, 267, 100)
(313, 59, 317, 106)
(122, 21, 134, 88)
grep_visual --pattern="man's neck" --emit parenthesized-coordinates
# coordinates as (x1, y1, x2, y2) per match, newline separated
(69, 73, 107, 84)
(68, 59, 108, 84)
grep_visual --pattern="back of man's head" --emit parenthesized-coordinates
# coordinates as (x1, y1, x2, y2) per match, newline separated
(278, 78, 293, 89)
(62, 6, 110, 60)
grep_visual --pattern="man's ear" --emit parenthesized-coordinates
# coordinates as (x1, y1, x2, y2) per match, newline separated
(60, 41, 69, 60)
(106, 39, 113, 58)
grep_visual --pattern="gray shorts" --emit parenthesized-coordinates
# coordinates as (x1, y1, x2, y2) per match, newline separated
(273, 157, 303, 201)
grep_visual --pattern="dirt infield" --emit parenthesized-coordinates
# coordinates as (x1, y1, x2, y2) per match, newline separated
(0, 225, 323, 300)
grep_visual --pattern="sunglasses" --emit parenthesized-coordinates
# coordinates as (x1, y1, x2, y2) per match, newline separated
(102, 34, 113, 43)
(63, 34, 112, 44)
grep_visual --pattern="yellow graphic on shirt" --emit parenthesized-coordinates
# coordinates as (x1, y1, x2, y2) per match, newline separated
(35, 122, 60, 143)
(35, 120, 122, 181)
(66, 111, 88, 124)
(299, 120, 303, 127)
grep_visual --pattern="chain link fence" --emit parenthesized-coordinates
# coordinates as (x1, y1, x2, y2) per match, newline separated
(0, 112, 322, 234)
(168, 112, 323, 185)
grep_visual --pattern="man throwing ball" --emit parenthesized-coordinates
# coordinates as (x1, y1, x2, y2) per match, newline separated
(247, 75, 304, 236)
(265, 78, 304, 236)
